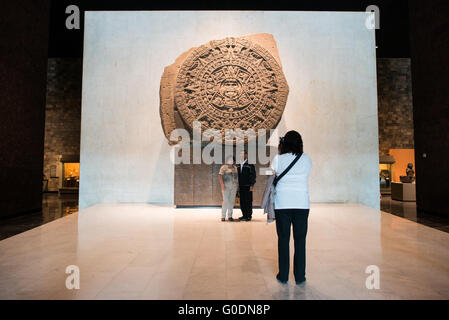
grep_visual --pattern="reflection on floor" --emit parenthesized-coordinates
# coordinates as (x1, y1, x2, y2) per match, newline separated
(381, 196, 449, 233)
(0, 193, 78, 241)
(0, 203, 448, 300)
(2, 194, 449, 241)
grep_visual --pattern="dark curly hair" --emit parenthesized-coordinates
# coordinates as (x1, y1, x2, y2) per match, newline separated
(279, 131, 304, 156)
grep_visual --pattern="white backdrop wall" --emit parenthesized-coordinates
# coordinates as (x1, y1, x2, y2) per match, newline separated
(80, 11, 380, 210)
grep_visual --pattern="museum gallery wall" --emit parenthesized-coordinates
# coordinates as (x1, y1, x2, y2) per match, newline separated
(80, 11, 379, 210)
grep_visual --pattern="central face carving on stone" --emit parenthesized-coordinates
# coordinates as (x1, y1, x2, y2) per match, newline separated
(173, 37, 289, 140)
(219, 78, 242, 101)
(212, 67, 250, 113)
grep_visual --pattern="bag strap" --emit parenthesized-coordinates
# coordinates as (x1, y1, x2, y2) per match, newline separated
(273, 154, 302, 187)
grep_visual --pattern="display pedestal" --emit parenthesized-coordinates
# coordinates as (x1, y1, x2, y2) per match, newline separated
(174, 145, 276, 207)
(391, 182, 416, 202)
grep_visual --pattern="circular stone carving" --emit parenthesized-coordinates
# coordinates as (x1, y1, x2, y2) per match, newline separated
(174, 37, 289, 142)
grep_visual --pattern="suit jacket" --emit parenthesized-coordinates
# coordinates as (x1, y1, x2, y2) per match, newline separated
(237, 161, 256, 187)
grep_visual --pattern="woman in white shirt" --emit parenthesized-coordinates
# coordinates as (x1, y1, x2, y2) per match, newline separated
(270, 131, 312, 285)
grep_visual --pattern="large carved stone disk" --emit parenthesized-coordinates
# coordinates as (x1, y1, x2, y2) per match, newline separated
(160, 34, 289, 145)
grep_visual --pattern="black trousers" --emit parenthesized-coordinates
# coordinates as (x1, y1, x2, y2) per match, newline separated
(275, 209, 310, 282)
(239, 186, 253, 219)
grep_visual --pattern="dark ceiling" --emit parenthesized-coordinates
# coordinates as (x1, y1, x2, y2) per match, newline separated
(49, 0, 411, 58)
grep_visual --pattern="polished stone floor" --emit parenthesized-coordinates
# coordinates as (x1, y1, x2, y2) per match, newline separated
(0, 203, 448, 300)
(1, 194, 448, 243)
(381, 196, 449, 233)
(0, 193, 78, 241)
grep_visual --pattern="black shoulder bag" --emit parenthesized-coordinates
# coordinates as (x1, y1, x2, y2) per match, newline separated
(273, 154, 302, 187)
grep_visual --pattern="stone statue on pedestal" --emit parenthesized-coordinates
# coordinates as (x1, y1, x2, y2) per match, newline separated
(400, 163, 415, 183)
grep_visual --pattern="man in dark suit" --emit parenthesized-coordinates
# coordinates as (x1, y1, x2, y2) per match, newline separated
(237, 150, 256, 221)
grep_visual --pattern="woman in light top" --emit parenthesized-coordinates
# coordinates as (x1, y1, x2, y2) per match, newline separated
(270, 131, 312, 285)
(218, 156, 239, 222)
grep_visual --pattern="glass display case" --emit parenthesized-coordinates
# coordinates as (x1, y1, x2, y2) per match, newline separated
(63, 163, 80, 189)
(58, 155, 80, 194)
(379, 155, 395, 195)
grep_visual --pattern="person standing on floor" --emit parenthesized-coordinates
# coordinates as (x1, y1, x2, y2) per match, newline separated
(238, 150, 256, 221)
(270, 131, 312, 285)
(218, 156, 239, 222)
